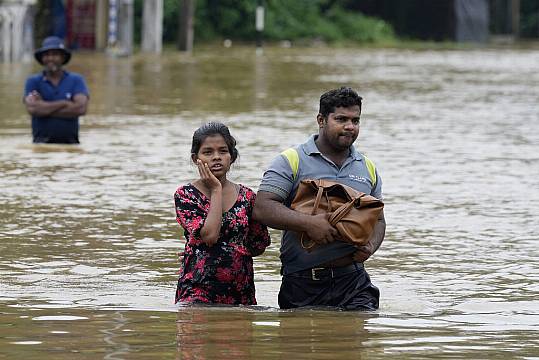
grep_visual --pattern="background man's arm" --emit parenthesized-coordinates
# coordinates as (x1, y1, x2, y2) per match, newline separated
(253, 191, 339, 245)
(24, 92, 88, 118)
(50, 93, 88, 118)
(24, 91, 67, 117)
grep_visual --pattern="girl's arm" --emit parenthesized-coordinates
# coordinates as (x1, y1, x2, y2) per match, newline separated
(196, 160, 222, 246)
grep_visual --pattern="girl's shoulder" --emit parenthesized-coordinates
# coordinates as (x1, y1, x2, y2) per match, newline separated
(175, 182, 192, 192)
(174, 183, 200, 199)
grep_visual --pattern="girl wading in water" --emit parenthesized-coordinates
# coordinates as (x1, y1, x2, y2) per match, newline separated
(174, 122, 270, 305)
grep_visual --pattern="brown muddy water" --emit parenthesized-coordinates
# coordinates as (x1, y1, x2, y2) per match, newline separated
(1, 45, 538, 359)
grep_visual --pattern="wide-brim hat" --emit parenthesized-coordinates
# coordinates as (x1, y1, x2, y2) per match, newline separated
(34, 36, 71, 65)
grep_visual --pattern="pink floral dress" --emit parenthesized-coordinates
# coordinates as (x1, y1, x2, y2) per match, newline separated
(174, 183, 270, 305)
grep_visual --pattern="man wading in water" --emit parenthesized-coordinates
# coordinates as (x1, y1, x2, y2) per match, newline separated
(254, 87, 386, 310)
(23, 36, 89, 144)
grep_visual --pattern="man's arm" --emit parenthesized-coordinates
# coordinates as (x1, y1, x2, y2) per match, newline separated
(253, 190, 339, 245)
(353, 210, 386, 262)
(49, 93, 88, 118)
(24, 91, 68, 117)
(24, 91, 88, 118)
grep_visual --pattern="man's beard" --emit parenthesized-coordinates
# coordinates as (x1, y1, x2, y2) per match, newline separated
(45, 64, 60, 72)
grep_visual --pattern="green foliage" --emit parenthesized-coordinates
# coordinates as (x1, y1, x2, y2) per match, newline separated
(134, 0, 142, 44)
(194, 0, 257, 41)
(520, 0, 539, 38)
(34, 0, 53, 44)
(163, 0, 180, 42)
(132, 0, 396, 45)
(263, 0, 395, 43)
(264, 0, 328, 40)
(325, 6, 395, 42)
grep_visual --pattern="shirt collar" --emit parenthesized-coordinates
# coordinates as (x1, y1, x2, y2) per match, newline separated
(304, 134, 320, 155)
(303, 134, 363, 161)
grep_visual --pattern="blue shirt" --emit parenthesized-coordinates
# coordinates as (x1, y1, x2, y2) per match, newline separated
(24, 71, 89, 143)
(259, 135, 383, 274)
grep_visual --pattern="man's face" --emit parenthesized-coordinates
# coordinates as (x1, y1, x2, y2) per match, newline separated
(41, 50, 65, 72)
(318, 105, 361, 150)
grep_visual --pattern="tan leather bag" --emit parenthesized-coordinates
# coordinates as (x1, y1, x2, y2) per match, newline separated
(290, 179, 384, 250)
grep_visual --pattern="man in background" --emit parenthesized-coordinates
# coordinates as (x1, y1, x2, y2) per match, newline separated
(23, 36, 89, 144)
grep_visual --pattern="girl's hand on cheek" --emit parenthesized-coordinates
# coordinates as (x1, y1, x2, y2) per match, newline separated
(196, 160, 222, 193)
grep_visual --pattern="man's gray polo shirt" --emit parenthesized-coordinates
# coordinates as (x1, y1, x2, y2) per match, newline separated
(259, 134, 383, 275)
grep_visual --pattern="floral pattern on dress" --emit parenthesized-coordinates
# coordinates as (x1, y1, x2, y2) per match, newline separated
(174, 183, 270, 305)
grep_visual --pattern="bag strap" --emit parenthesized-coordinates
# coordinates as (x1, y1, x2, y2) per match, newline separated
(301, 183, 324, 250)
(311, 181, 324, 215)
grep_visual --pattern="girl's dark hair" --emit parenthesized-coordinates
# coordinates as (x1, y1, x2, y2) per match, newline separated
(319, 86, 363, 118)
(191, 122, 239, 163)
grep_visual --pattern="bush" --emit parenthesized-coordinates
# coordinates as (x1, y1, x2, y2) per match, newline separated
(134, 0, 395, 45)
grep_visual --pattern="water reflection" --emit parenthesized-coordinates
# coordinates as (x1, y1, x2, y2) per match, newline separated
(176, 306, 375, 359)
(177, 306, 256, 359)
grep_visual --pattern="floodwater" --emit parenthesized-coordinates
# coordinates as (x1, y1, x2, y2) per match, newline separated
(1, 44, 538, 359)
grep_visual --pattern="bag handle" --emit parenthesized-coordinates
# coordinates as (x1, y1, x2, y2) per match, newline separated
(311, 181, 324, 215)
(328, 195, 362, 226)
(325, 191, 332, 212)
(301, 182, 325, 250)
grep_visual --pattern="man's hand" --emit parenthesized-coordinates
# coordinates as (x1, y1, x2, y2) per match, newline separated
(353, 211, 386, 262)
(353, 245, 373, 263)
(24, 91, 68, 117)
(304, 213, 340, 245)
(24, 90, 42, 104)
(253, 191, 341, 248)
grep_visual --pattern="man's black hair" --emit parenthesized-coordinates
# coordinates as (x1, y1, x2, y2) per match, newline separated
(319, 87, 363, 118)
